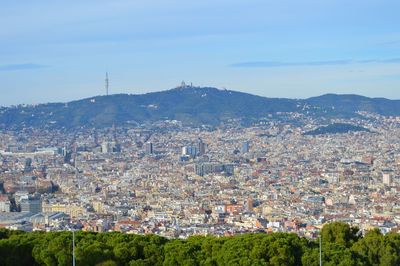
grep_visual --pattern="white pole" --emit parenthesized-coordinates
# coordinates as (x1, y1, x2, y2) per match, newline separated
(319, 235, 322, 266)
(72, 230, 76, 266)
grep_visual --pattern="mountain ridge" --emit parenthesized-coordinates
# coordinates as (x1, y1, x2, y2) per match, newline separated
(1, 87, 399, 128)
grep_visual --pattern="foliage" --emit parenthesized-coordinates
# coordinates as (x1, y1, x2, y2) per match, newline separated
(303, 123, 371, 136)
(320, 221, 360, 247)
(0, 223, 398, 266)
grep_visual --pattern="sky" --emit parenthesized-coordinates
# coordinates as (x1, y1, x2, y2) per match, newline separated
(1, 0, 400, 106)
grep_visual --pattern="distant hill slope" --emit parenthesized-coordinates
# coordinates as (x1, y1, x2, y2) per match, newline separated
(0, 87, 300, 128)
(304, 123, 371, 136)
(306, 93, 400, 116)
(1, 87, 400, 128)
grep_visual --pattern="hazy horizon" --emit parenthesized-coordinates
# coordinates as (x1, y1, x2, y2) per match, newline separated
(1, 0, 400, 105)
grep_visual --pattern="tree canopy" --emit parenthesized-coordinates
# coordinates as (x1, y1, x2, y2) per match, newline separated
(0, 223, 398, 266)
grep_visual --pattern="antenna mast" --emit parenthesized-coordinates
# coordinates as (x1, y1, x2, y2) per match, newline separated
(105, 72, 109, 96)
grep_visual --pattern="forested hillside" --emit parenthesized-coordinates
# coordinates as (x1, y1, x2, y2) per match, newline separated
(3, 87, 400, 129)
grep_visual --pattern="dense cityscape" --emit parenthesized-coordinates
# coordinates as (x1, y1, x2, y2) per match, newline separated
(2, 1, 400, 264)
(1, 105, 400, 240)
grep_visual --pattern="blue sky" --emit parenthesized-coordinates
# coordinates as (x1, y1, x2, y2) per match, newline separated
(1, 0, 400, 105)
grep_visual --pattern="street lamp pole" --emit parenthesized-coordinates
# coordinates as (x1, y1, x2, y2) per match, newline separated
(72, 230, 76, 266)
(319, 235, 322, 266)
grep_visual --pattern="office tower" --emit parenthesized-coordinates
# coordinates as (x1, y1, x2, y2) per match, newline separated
(24, 158, 32, 173)
(195, 164, 205, 177)
(0, 195, 11, 212)
(242, 141, 250, 153)
(101, 142, 110, 153)
(145, 142, 153, 155)
(20, 198, 42, 214)
(101, 141, 120, 153)
(62, 146, 68, 157)
(113, 143, 121, 153)
(223, 164, 234, 176)
(188, 146, 197, 157)
(383, 173, 392, 185)
(198, 138, 206, 156)
(246, 197, 254, 211)
(182, 146, 188, 155)
(182, 145, 198, 157)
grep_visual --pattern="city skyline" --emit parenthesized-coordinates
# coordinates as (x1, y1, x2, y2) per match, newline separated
(2, 2, 400, 264)
(1, 0, 400, 105)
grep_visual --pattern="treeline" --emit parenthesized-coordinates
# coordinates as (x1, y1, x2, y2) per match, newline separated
(0, 222, 400, 266)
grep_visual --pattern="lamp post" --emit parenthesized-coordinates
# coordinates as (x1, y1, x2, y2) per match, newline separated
(319, 235, 322, 266)
(72, 230, 76, 266)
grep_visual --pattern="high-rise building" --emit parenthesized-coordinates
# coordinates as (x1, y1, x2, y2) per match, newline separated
(101, 142, 110, 153)
(20, 198, 42, 214)
(195, 163, 234, 177)
(223, 164, 234, 176)
(145, 142, 153, 155)
(0, 195, 11, 212)
(24, 158, 32, 173)
(113, 143, 121, 153)
(241, 141, 250, 153)
(101, 141, 120, 153)
(61, 146, 68, 157)
(182, 145, 197, 157)
(383, 173, 392, 185)
(182, 146, 188, 155)
(188, 146, 197, 157)
(246, 197, 254, 212)
(198, 138, 206, 156)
